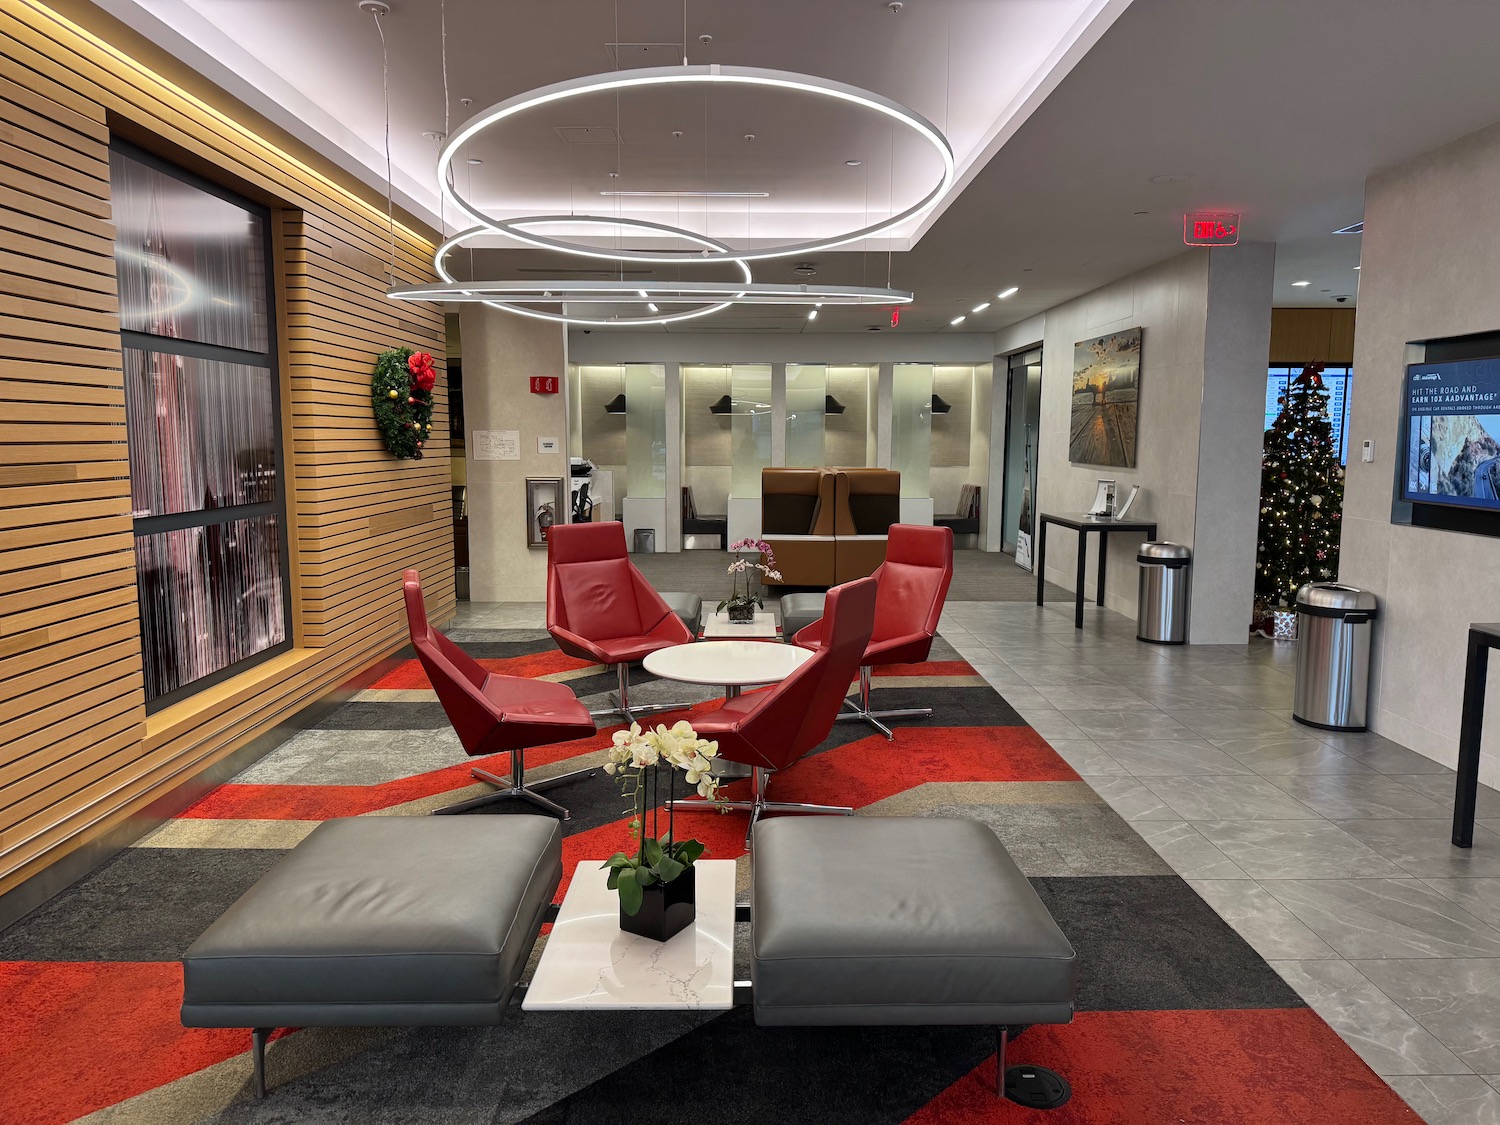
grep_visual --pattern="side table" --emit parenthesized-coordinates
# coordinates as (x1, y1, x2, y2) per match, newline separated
(1454, 623, 1500, 847)
(1035, 512, 1159, 629)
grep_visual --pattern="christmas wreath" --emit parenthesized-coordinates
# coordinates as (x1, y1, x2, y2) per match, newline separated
(371, 348, 437, 460)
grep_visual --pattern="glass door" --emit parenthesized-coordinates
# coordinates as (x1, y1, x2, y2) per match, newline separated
(1002, 348, 1043, 565)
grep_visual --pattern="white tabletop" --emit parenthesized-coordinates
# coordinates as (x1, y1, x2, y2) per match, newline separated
(701, 610, 780, 639)
(522, 860, 735, 1010)
(643, 639, 811, 688)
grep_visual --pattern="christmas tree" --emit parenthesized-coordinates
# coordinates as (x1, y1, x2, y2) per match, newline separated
(1255, 365, 1345, 608)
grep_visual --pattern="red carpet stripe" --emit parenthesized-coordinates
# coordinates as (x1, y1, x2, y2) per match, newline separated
(903, 1008, 1417, 1124)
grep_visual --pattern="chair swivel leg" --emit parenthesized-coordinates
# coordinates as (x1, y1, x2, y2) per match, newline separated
(835, 666, 933, 740)
(590, 663, 692, 724)
(669, 766, 852, 847)
(432, 747, 596, 819)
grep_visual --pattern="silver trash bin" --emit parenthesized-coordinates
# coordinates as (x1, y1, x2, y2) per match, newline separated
(1137, 542, 1191, 644)
(632, 528, 656, 554)
(1293, 584, 1378, 732)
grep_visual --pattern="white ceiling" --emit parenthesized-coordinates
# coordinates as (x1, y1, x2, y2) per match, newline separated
(95, 0, 1500, 333)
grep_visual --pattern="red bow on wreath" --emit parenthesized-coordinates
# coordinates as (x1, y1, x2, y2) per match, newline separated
(407, 351, 437, 392)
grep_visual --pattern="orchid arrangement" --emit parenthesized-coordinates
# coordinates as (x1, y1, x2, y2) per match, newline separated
(717, 538, 782, 620)
(601, 721, 723, 915)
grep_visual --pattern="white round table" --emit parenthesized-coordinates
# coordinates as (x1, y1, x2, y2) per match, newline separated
(642, 640, 812, 699)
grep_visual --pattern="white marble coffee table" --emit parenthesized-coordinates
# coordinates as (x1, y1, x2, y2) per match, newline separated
(643, 639, 811, 699)
(522, 859, 736, 1010)
(701, 610, 780, 640)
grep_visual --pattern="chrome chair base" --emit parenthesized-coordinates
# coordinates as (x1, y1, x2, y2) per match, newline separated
(588, 663, 692, 724)
(669, 766, 852, 847)
(833, 666, 933, 741)
(432, 760, 598, 820)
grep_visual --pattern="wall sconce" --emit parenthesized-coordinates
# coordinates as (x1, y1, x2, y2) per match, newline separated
(709, 394, 734, 415)
(930, 394, 952, 415)
(604, 393, 628, 414)
(824, 394, 846, 415)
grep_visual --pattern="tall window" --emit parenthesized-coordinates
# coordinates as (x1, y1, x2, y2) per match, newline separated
(1266, 365, 1353, 465)
(109, 142, 290, 709)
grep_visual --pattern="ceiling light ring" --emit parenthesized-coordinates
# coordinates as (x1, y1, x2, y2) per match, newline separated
(435, 65, 955, 264)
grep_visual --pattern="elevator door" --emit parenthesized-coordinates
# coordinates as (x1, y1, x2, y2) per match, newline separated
(1002, 349, 1043, 563)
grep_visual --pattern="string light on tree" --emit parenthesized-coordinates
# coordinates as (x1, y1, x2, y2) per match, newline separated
(1253, 364, 1345, 626)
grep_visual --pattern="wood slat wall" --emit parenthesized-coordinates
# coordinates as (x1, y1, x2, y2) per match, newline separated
(0, 1, 454, 899)
(1269, 308, 1358, 366)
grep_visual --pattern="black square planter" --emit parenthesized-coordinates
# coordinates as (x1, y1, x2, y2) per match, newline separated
(619, 865, 696, 943)
(727, 604, 755, 623)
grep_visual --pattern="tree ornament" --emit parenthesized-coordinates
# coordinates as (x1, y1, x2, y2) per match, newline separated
(371, 347, 436, 460)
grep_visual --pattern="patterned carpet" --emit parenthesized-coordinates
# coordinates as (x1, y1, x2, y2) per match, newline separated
(0, 629, 1418, 1124)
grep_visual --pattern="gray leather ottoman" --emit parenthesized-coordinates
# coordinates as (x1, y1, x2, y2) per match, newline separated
(182, 815, 562, 1096)
(777, 592, 826, 642)
(751, 816, 1077, 1101)
(661, 591, 703, 636)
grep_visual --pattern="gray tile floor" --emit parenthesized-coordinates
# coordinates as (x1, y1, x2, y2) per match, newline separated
(452, 593, 1500, 1123)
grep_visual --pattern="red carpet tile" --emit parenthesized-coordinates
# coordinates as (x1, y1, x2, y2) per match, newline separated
(0, 961, 249, 1125)
(370, 650, 597, 688)
(904, 1008, 1418, 1124)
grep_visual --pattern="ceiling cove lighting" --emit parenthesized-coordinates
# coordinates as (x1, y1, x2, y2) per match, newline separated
(599, 190, 771, 198)
(971, 302, 990, 313)
(433, 65, 955, 266)
(997, 287, 1019, 299)
(1291, 280, 1311, 287)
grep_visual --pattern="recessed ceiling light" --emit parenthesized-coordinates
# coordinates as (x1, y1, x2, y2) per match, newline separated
(1333, 222, 1364, 235)
(950, 315, 966, 326)
(808, 309, 818, 320)
(466, 158, 483, 165)
(971, 302, 990, 313)
(647, 303, 659, 312)
(1291, 280, 1311, 287)
(1352, 265, 1361, 270)
(1148, 173, 1191, 185)
(845, 160, 862, 166)
(1133, 210, 1150, 216)
(997, 287, 1019, 299)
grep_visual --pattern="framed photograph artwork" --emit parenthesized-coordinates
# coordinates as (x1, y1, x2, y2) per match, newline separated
(1069, 327, 1142, 468)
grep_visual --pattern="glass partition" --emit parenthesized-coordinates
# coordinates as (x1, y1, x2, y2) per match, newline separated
(785, 364, 827, 467)
(570, 364, 627, 515)
(730, 363, 773, 497)
(824, 364, 875, 467)
(892, 363, 934, 499)
(931, 364, 978, 516)
(625, 363, 667, 498)
(682, 364, 731, 521)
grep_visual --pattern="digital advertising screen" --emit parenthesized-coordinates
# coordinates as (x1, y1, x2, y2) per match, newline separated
(1403, 357, 1500, 511)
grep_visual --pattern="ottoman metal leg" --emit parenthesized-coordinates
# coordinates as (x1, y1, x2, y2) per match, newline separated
(834, 666, 933, 741)
(670, 766, 852, 847)
(251, 1027, 272, 1098)
(432, 751, 597, 819)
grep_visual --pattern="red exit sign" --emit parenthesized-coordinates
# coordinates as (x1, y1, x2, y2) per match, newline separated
(1184, 212, 1240, 246)
(529, 376, 559, 394)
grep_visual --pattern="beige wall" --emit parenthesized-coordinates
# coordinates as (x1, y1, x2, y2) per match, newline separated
(995, 245, 1274, 642)
(1340, 120, 1500, 780)
(462, 307, 569, 601)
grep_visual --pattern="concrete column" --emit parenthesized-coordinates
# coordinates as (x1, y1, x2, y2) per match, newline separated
(983, 359, 1007, 552)
(875, 361, 894, 468)
(461, 306, 569, 602)
(770, 362, 787, 466)
(664, 361, 682, 551)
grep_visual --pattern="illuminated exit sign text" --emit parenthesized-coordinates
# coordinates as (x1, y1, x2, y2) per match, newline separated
(1184, 212, 1240, 246)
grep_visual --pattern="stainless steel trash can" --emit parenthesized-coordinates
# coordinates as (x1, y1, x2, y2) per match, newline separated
(1293, 584, 1378, 732)
(1137, 542, 1191, 644)
(632, 528, 656, 554)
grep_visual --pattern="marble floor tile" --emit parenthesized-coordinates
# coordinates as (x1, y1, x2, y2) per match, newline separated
(1214, 735, 1375, 777)
(929, 802, 1172, 878)
(1032, 683, 1154, 710)
(1088, 777, 1179, 822)
(1355, 959, 1500, 1075)
(1386, 1076, 1500, 1125)
(1129, 683, 1264, 710)
(1267, 773, 1450, 820)
(1272, 960, 1470, 1076)
(1135, 821, 1248, 879)
(1015, 707, 1090, 742)
(1423, 880, 1500, 932)
(1192, 820, 1406, 879)
(1338, 820, 1500, 879)
(1186, 881, 1337, 961)
(1094, 738, 1255, 777)
(1060, 708, 1199, 741)
(1165, 708, 1297, 740)
(1263, 879, 1500, 959)
(1396, 771, 1500, 817)
(1320, 735, 1453, 776)
(1140, 774, 1321, 821)
(1045, 739, 1132, 777)
(1192, 664, 1298, 688)
(1014, 664, 1118, 688)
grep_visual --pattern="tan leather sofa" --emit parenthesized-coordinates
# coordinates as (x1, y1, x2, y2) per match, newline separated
(833, 468, 900, 582)
(761, 468, 837, 586)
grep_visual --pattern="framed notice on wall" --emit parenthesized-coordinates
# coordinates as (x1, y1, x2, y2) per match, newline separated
(473, 429, 521, 461)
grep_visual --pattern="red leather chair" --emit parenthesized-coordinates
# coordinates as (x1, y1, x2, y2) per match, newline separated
(670, 576, 877, 845)
(546, 521, 694, 723)
(403, 570, 597, 818)
(794, 524, 954, 740)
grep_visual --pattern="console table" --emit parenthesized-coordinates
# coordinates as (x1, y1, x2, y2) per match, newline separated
(1453, 623, 1500, 848)
(1035, 512, 1159, 629)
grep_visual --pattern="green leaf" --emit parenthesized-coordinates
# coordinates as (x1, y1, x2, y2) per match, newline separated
(673, 839, 705, 866)
(642, 837, 664, 867)
(605, 869, 620, 890)
(618, 876, 644, 915)
(634, 867, 657, 887)
(656, 856, 685, 883)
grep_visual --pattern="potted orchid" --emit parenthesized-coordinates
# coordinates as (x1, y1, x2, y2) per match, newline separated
(601, 721, 723, 942)
(717, 538, 782, 623)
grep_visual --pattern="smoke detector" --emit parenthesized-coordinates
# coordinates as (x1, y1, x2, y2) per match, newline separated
(793, 263, 817, 277)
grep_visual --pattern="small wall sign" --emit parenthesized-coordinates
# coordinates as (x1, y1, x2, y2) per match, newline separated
(537, 436, 560, 454)
(530, 376, 560, 394)
(1183, 212, 1240, 246)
